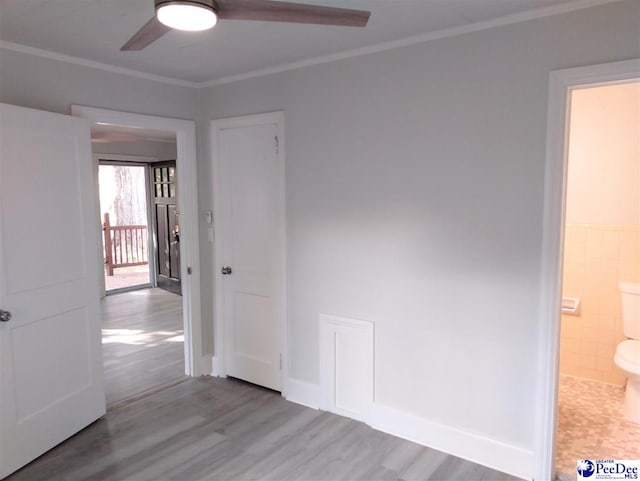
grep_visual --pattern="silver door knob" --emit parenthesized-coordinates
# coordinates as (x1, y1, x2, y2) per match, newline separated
(0, 310, 11, 322)
(221, 266, 232, 275)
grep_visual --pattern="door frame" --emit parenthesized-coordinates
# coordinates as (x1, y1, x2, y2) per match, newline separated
(534, 58, 640, 481)
(210, 111, 287, 396)
(72, 105, 205, 377)
(95, 155, 157, 297)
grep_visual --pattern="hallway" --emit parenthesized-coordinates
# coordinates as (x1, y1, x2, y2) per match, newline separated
(101, 288, 185, 405)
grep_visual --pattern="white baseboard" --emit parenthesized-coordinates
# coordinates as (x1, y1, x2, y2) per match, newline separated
(197, 354, 224, 377)
(210, 356, 223, 377)
(285, 377, 320, 409)
(370, 403, 532, 480)
(283, 378, 531, 480)
(198, 354, 212, 376)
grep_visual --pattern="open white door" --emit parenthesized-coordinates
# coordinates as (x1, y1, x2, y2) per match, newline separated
(213, 112, 286, 392)
(0, 104, 105, 478)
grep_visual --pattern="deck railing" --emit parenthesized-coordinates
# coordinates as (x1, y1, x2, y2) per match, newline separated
(103, 213, 149, 276)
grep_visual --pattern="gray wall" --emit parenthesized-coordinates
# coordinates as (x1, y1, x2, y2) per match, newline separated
(202, 0, 640, 451)
(1, 0, 639, 461)
(0, 49, 197, 118)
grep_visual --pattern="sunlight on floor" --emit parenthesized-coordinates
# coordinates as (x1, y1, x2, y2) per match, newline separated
(102, 328, 183, 345)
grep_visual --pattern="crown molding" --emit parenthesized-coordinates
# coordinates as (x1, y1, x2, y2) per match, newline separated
(204, 0, 623, 86)
(0, 0, 624, 90)
(0, 41, 200, 88)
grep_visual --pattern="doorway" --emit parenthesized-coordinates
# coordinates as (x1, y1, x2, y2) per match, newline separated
(554, 81, 640, 480)
(72, 105, 205, 378)
(99, 161, 152, 293)
(536, 59, 640, 481)
(92, 129, 187, 406)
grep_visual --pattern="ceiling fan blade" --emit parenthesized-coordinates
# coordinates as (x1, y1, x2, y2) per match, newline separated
(121, 16, 171, 51)
(216, 0, 370, 27)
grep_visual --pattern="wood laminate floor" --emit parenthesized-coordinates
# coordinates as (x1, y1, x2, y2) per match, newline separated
(102, 288, 185, 405)
(7, 377, 522, 481)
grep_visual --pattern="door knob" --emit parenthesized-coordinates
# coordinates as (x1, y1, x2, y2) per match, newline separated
(221, 266, 232, 275)
(0, 310, 11, 322)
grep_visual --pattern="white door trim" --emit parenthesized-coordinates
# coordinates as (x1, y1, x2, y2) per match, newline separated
(210, 111, 287, 396)
(535, 58, 640, 481)
(72, 105, 205, 377)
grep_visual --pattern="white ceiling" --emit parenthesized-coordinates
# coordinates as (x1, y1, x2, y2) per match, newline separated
(91, 123, 176, 144)
(0, 0, 588, 85)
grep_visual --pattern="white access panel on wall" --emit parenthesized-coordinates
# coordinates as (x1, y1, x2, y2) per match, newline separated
(319, 314, 374, 423)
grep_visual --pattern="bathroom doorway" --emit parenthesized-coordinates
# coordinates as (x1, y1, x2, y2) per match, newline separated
(554, 81, 640, 480)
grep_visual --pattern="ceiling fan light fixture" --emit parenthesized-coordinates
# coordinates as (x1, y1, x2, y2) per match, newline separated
(155, 0, 218, 31)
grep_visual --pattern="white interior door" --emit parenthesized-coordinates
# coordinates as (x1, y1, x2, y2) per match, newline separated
(0, 103, 105, 478)
(214, 113, 285, 392)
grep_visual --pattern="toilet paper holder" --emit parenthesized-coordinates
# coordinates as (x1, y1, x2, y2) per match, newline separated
(561, 296, 581, 315)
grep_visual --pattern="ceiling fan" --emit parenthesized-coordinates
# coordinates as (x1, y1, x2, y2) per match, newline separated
(121, 0, 371, 51)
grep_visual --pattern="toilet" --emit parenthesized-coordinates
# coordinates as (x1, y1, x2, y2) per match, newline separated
(614, 281, 640, 423)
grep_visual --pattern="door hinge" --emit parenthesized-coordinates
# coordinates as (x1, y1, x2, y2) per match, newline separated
(275, 136, 279, 155)
(187, 267, 192, 275)
(279, 353, 283, 370)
